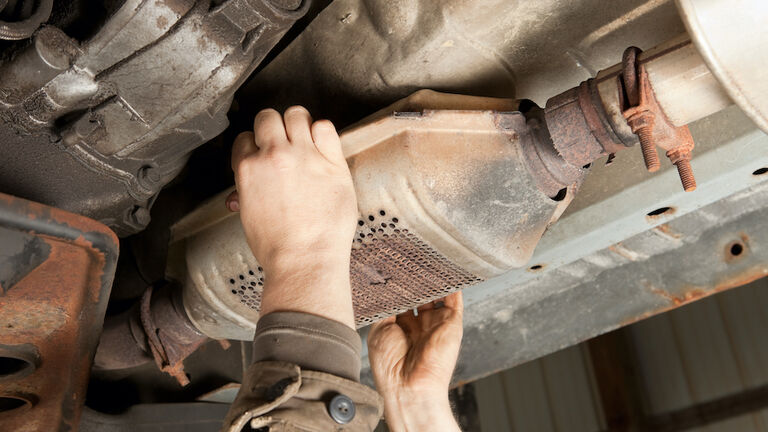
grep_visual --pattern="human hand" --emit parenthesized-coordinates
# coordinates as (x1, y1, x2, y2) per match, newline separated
(367, 292, 464, 432)
(229, 107, 357, 328)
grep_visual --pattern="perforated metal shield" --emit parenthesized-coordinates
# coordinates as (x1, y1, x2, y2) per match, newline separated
(172, 92, 581, 340)
(220, 211, 482, 328)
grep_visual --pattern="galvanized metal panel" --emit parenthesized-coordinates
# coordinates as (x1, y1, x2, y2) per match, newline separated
(475, 345, 603, 432)
(540, 347, 603, 432)
(502, 359, 557, 431)
(715, 284, 768, 388)
(630, 314, 695, 414)
(705, 414, 760, 432)
(669, 297, 745, 402)
(474, 376, 513, 432)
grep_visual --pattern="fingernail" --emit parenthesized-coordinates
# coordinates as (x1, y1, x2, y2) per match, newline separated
(227, 199, 240, 212)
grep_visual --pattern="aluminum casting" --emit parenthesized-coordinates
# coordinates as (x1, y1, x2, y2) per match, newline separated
(0, 0, 309, 236)
(0, 0, 53, 40)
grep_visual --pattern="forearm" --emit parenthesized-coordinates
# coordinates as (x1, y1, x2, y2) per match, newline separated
(382, 391, 461, 432)
(260, 249, 355, 329)
(255, 250, 360, 380)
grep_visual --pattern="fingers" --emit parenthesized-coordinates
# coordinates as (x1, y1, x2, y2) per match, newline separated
(430, 291, 463, 330)
(443, 291, 464, 317)
(369, 315, 396, 336)
(225, 190, 239, 212)
(417, 302, 436, 312)
(369, 316, 409, 354)
(311, 119, 344, 163)
(395, 310, 421, 338)
(253, 108, 287, 150)
(283, 106, 313, 146)
(231, 131, 256, 172)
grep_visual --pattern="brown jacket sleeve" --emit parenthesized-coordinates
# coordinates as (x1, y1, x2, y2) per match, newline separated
(222, 312, 383, 432)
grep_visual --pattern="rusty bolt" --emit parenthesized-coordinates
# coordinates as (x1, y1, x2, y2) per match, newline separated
(667, 149, 697, 192)
(675, 159, 697, 192)
(621, 45, 697, 192)
(626, 111, 661, 172)
(622, 46, 661, 173)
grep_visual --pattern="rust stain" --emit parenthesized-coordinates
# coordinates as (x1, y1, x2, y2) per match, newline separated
(0, 193, 117, 432)
(608, 243, 640, 261)
(652, 223, 681, 239)
(649, 286, 706, 307)
(156, 15, 169, 29)
(724, 234, 749, 263)
(623, 266, 768, 327)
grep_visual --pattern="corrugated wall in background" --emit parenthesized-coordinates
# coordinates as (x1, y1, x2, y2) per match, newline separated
(474, 277, 768, 431)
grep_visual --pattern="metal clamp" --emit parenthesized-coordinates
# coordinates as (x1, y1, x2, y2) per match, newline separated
(621, 46, 697, 192)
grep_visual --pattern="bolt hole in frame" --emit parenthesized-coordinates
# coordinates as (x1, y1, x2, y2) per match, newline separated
(551, 187, 568, 202)
(646, 206, 675, 218)
(724, 235, 749, 263)
(753, 167, 768, 176)
(528, 264, 545, 272)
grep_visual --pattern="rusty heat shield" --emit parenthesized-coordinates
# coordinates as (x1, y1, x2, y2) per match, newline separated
(167, 91, 587, 340)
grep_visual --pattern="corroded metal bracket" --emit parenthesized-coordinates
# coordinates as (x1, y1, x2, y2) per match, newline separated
(0, 193, 118, 431)
(621, 46, 697, 192)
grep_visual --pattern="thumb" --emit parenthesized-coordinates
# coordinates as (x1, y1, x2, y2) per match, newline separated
(225, 190, 239, 212)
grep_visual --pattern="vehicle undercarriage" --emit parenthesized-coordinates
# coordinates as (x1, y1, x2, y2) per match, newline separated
(0, 0, 766, 429)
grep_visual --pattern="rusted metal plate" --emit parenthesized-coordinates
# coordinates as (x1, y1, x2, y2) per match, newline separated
(0, 193, 118, 432)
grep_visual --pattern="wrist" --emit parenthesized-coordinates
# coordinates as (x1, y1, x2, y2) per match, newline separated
(267, 250, 349, 279)
(383, 390, 459, 432)
(260, 250, 355, 329)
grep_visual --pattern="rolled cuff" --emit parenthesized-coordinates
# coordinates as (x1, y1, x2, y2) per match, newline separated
(252, 311, 362, 382)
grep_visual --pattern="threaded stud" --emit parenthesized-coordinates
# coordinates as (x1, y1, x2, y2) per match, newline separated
(675, 159, 697, 192)
(637, 128, 660, 172)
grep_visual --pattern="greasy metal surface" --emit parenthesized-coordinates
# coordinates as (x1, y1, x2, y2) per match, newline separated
(357, 105, 768, 386)
(675, 0, 768, 133)
(239, 0, 687, 130)
(0, 193, 118, 432)
(0, 0, 308, 236)
(0, 0, 53, 40)
(171, 92, 584, 339)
